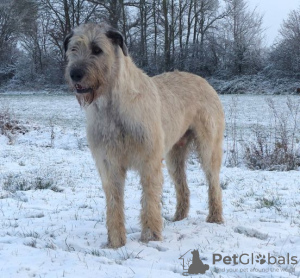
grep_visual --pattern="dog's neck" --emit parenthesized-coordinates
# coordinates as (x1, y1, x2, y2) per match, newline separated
(115, 55, 152, 96)
(91, 55, 155, 111)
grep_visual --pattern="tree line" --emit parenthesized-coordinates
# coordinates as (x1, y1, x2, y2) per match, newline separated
(0, 0, 299, 90)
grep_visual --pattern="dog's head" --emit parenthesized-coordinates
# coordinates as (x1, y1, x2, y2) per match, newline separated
(64, 23, 128, 106)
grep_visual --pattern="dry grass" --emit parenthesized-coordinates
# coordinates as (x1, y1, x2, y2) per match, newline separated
(0, 104, 28, 144)
(244, 97, 300, 171)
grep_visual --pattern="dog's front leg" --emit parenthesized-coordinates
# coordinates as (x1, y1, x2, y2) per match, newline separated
(97, 159, 127, 248)
(139, 157, 163, 242)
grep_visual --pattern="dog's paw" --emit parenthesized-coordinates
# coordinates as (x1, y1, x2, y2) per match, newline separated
(141, 228, 162, 242)
(173, 211, 188, 222)
(206, 214, 224, 224)
(107, 235, 126, 249)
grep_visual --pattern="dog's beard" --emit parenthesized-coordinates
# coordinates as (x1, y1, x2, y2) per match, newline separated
(76, 90, 95, 106)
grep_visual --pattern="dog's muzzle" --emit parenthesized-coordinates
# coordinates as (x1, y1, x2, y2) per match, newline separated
(74, 84, 93, 94)
(69, 68, 93, 94)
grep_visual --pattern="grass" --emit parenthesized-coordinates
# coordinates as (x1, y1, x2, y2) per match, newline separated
(220, 178, 230, 190)
(243, 97, 300, 171)
(21, 231, 40, 239)
(223, 96, 300, 171)
(3, 175, 29, 192)
(24, 239, 37, 248)
(2, 174, 61, 193)
(88, 249, 105, 257)
(26, 213, 45, 219)
(0, 103, 28, 144)
(45, 242, 56, 250)
(34, 177, 54, 190)
(225, 96, 240, 167)
(259, 197, 281, 210)
(117, 247, 143, 261)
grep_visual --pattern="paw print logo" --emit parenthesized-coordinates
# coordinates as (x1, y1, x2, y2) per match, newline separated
(256, 254, 266, 264)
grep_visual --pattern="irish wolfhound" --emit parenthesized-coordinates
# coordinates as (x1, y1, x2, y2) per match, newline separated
(64, 23, 225, 248)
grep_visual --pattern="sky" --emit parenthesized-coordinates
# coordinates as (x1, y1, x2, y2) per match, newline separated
(247, 0, 300, 46)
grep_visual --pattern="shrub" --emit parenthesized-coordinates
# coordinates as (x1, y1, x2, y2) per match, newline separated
(0, 104, 28, 144)
(3, 174, 59, 192)
(244, 98, 300, 171)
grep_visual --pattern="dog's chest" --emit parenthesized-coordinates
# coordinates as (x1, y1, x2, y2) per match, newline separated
(85, 100, 145, 150)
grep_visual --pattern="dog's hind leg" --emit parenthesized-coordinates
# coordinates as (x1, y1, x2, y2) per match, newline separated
(193, 119, 224, 224)
(166, 130, 193, 221)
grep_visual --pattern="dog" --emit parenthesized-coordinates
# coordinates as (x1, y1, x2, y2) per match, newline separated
(64, 23, 225, 248)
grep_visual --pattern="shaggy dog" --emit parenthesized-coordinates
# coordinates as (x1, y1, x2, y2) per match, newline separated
(64, 23, 225, 248)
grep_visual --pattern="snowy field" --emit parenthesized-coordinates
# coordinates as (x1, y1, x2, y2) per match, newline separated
(1, 92, 300, 278)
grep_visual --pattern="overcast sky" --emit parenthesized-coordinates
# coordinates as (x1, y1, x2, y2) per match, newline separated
(247, 0, 300, 46)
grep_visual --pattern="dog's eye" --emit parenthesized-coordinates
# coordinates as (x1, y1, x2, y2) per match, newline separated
(92, 45, 102, 55)
(71, 47, 76, 52)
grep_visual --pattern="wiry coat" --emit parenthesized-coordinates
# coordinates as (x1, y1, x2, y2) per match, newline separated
(64, 23, 225, 248)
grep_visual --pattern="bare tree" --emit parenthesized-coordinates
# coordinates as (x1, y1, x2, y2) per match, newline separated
(0, 0, 37, 84)
(1, 0, 272, 89)
(162, 0, 170, 70)
(39, 0, 98, 57)
(191, 0, 229, 74)
(270, 7, 300, 74)
(223, 0, 264, 75)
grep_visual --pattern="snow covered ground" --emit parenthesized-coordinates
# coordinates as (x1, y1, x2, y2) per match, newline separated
(0, 92, 300, 278)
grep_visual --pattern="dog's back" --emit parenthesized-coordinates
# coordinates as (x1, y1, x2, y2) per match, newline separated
(152, 71, 224, 154)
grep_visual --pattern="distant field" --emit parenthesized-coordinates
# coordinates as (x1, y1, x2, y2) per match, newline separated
(2, 92, 299, 128)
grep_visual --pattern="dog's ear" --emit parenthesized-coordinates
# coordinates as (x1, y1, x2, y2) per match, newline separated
(64, 31, 73, 52)
(106, 29, 128, 56)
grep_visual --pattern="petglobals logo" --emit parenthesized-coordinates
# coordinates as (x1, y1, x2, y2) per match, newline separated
(178, 250, 298, 276)
(179, 249, 210, 276)
(213, 253, 298, 265)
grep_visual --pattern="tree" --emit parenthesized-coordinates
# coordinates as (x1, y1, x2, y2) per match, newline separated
(187, 0, 228, 75)
(0, 0, 273, 89)
(0, 0, 37, 85)
(270, 7, 300, 75)
(221, 0, 264, 75)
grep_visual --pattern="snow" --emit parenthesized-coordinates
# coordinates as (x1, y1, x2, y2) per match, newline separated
(1, 93, 300, 277)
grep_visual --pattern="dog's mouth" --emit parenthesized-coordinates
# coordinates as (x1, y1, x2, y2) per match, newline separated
(74, 84, 93, 94)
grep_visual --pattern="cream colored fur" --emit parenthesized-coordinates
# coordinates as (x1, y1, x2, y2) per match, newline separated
(65, 23, 225, 248)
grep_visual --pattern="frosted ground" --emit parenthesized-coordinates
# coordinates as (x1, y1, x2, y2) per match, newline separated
(0, 93, 300, 278)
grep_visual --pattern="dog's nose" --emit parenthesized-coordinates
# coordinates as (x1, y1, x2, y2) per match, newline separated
(70, 68, 85, 82)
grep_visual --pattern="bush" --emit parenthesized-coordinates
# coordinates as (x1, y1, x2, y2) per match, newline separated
(0, 103, 28, 144)
(244, 98, 300, 171)
(244, 130, 299, 170)
(3, 174, 60, 192)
